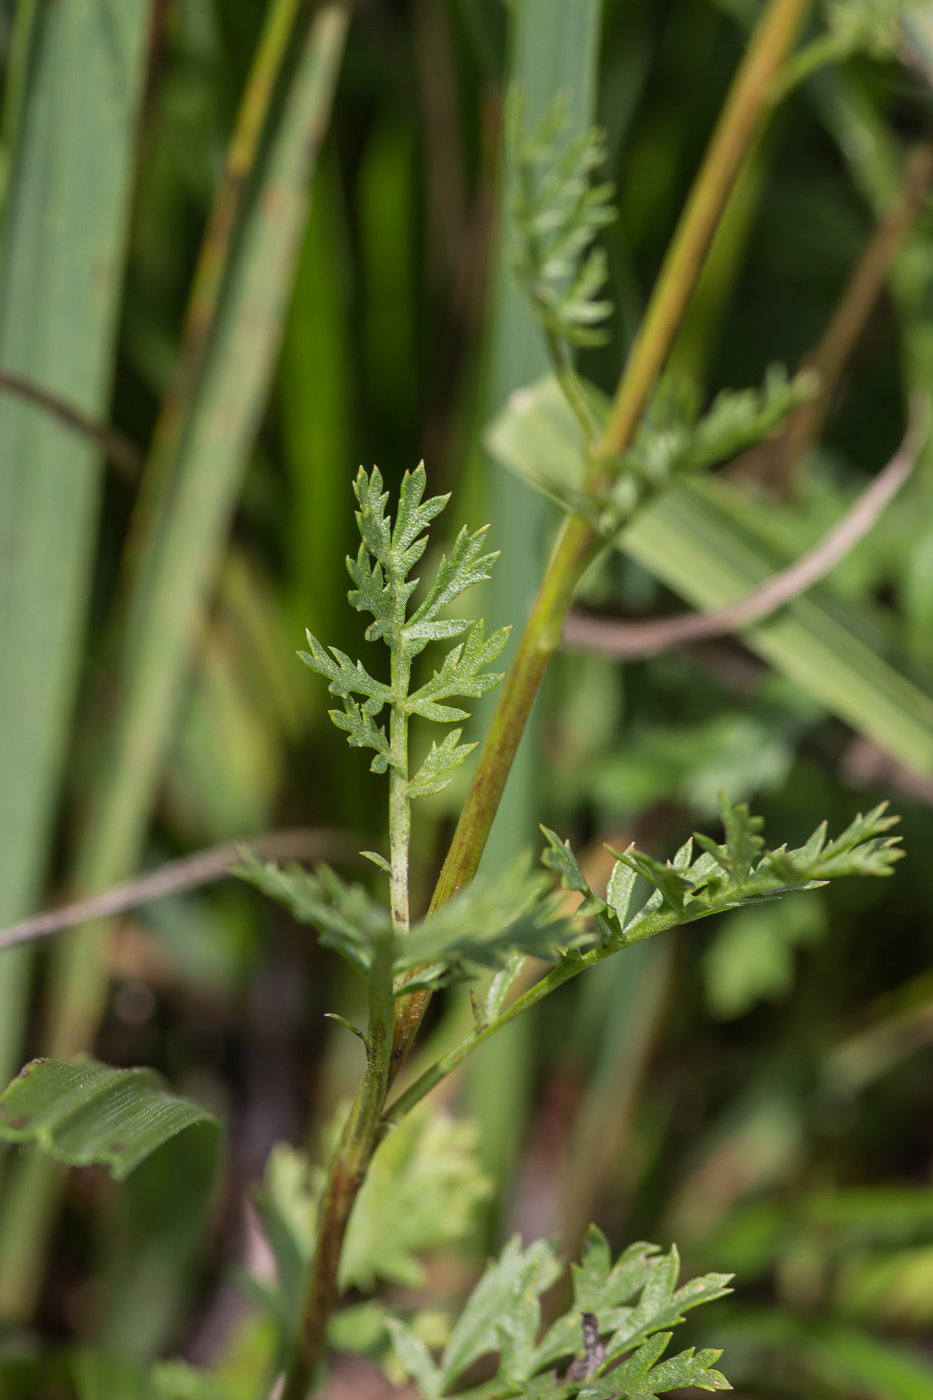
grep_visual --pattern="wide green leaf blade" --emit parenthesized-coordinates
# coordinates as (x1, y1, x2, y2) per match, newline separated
(465, 0, 604, 1211)
(46, 3, 349, 1061)
(0, 0, 153, 1089)
(0, 1058, 220, 1181)
(486, 374, 933, 780)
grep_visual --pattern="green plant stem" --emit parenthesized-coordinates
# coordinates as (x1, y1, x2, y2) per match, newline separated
(387, 943, 616, 1127)
(547, 330, 598, 444)
(282, 2, 816, 1383)
(389, 0, 813, 1070)
(282, 934, 395, 1400)
(597, 0, 813, 462)
(285, 548, 416, 1395)
(389, 632, 411, 936)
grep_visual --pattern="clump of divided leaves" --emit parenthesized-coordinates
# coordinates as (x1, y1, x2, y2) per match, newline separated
(0, 384, 906, 1400)
(0, 58, 910, 1400)
(389, 1228, 732, 1400)
(508, 92, 616, 355)
(229, 467, 901, 1398)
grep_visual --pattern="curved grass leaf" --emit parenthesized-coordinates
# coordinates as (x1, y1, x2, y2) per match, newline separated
(0, 0, 153, 1091)
(485, 373, 933, 781)
(0, 1057, 221, 1181)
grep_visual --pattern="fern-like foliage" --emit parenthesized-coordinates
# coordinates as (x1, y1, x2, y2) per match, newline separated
(508, 91, 616, 351)
(822, 0, 910, 60)
(486, 367, 817, 541)
(598, 365, 816, 531)
(301, 463, 508, 789)
(541, 793, 902, 954)
(235, 850, 581, 993)
(238, 794, 899, 1007)
(388, 1226, 732, 1398)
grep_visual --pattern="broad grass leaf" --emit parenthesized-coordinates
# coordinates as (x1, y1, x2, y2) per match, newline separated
(0, 1057, 221, 1181)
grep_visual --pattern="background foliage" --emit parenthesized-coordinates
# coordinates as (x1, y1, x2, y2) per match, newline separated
(3, 0, 933, 1396)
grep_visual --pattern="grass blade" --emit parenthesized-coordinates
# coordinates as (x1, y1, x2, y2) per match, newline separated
(0, 0, 152, 1092)
(50, 1, 350, 1062)
(0, 0, 349, 1324)
(464, 0, 604, 1208)
(0, 1057, 220, 1182)
(487, 374, 933, 780)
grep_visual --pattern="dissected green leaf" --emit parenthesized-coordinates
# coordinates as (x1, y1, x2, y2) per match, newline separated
(299, 635, 391, 772)
(408, 620, 510, 723)
(395, 857, 581, 988)
(233, 851, 390, 977)
(440, 1235, 563, 1390)
(340, 1106, 491, 1290)
(614, 849, 691, 915)
(578, 1336, 730, 1399)
(612, 364, 816, 507)
(408, 730, 478, 799)
(0, 1058, 221, 1181)
(486, 369, 814, 536)
(302, 463, 505, 787)
(693, 791, 765, 885)
(239, 850, 582, 990)
(408, 524, 501, 646)
(508, 92, 616, 347)
(389, 1229, 731, 1398)
(548, 796, 900, 956)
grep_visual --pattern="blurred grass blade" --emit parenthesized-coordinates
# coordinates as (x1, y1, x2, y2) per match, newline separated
(0, 0, 153, 1089)
(279, 153, 353, 652)
(722, 1311, 933, 1400)
(0, 0, 349, 1325)
(0, 1058, 220, 1182)
(133, 0, 306, 543)
(487, 374, 933, 780)
(624, 481, 933, 778)
(481, 0, 603, 865)
(50, 1, 350, 1061)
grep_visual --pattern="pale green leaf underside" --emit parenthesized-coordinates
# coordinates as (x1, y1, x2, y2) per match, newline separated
(0, 1057, 221, 1180)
